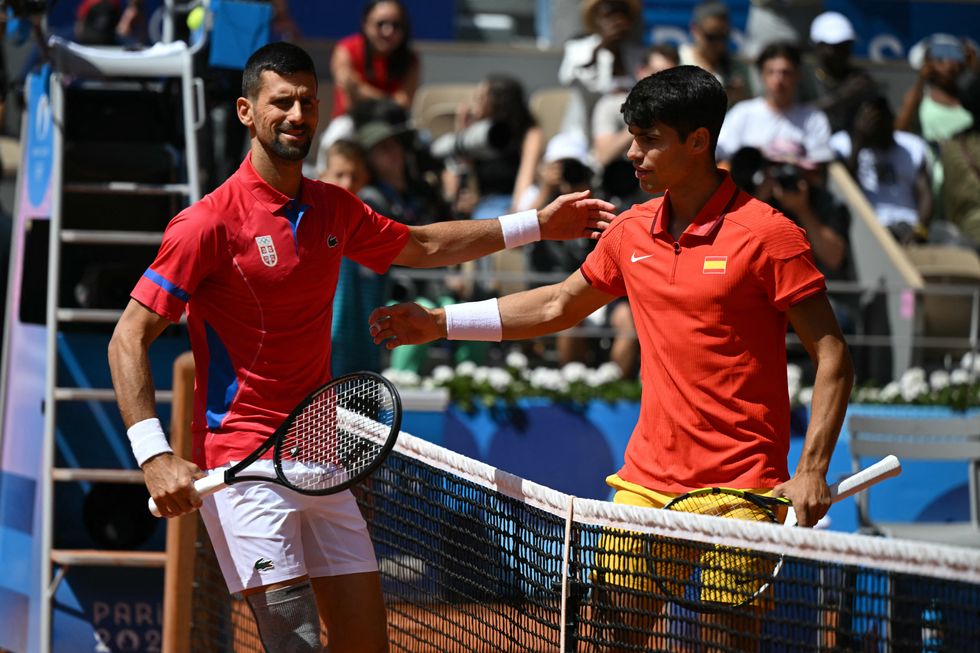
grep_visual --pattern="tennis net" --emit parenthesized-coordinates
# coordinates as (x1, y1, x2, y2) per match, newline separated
(178, 429, 980, 652)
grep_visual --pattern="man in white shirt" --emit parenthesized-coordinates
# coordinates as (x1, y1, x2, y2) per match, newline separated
(557, 0, 646, 139)
(716, 42, 833, 166)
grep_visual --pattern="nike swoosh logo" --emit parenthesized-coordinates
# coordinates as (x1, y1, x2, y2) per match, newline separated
(631, 253, 653, 263)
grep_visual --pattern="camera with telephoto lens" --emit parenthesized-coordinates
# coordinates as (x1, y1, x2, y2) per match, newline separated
(430, 120, 512, 160)
(560, 159, 592, 186)
(768, 163, 802, 191)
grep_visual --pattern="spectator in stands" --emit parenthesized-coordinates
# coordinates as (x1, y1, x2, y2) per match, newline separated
(517, 131, 640, 376)
(802, 11, 878, 134)
(895, 34, 974, 143)
(734, 141, 849, 281)
(831, 96, 933, 244)
(357, 119, 455, 373)
(318, 140, 382, 376)
(317, 139, 369, 191)
(716, 42, 834, 168)
(592, 44, 678, 176)
(940, 76, 980, 247)
(446, 74, 543, 219)
(330, 0, 420, 120)
(557, 0, 646, 140)
(731, 140, 855, 337)
(679, 1, 752, 107)
(316, 97, 411, 171)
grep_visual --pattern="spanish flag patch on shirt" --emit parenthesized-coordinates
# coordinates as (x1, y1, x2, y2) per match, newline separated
(703, 256, 727, 274)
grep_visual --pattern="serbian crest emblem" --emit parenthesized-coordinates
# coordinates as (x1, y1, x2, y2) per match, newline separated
(255, 235, 278, 267)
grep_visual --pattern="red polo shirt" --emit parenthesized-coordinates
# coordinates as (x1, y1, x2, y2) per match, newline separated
(580, 173, 825, 492)
(132, 154, 410, 468)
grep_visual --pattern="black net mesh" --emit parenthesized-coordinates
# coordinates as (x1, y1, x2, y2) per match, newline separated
(183, 442, 980, 653)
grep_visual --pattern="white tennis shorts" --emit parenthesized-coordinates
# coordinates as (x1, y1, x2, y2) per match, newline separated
(199, 460, 378, 594)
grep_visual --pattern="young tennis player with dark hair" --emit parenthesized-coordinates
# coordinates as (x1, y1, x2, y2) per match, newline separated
(370, 65, 854, 651)
(107, 41, 613, 653)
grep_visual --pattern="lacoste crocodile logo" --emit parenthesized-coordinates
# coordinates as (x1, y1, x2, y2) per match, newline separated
(254, 558, 275, 572)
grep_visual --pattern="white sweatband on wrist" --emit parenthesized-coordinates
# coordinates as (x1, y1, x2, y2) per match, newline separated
(445, 298, 503, 341)
(499, 209, 541, 248)
(127, 417, 173, 466)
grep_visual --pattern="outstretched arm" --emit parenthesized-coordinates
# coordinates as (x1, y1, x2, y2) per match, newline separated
(369, 270, 617, 348)
(108, 300, 204, 517)
(392, 190, 615, 269)
(772, 292, 854, 527)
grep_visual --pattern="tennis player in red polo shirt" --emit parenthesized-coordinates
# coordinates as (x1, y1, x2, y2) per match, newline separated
(370, 65, 854, 651)
(108, 42, 613, 653)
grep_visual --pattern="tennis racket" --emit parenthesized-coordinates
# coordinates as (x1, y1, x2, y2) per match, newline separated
(149, 371, 401, 517)
(651, 455, 902, 611)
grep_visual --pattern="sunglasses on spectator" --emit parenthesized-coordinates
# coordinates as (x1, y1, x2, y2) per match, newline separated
(374, 19, 404, 31)
(702, 31, 730, 42)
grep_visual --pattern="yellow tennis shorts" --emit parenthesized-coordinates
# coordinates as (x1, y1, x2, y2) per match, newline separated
(594, 474, 784, 607)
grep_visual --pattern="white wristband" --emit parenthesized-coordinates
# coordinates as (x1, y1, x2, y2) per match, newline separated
(127, 417, 173, 467)
(499, 209, 541, 248)
(445, 298, 503, 341)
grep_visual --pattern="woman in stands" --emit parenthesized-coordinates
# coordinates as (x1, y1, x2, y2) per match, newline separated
(330, 0, 420, 119)
(450, 75, 544, 219)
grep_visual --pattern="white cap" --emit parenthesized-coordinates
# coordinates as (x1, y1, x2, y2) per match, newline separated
(810, 11, 856, 45)
(544, 130, 593, 165)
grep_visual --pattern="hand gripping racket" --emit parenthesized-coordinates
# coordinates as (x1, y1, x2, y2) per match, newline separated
(651, 455, 902, 611)
(149, 371, 402, 517)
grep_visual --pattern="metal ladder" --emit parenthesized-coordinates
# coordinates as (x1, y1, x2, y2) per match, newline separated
(39, 22, 206, 651)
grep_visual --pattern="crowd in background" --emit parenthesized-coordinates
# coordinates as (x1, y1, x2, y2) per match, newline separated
(3, 0, 979, 382)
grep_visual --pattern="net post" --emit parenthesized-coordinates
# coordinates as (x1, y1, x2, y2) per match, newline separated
(162, 351, 197, 653)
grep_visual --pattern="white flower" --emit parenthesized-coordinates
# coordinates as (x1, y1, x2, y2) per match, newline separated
(951, 368, 972, 385)
(899, 367, 927, 399)
(505, 351, 529, 370)
(880, 381, 901, 401)
(431, 365, 455, 384)
(853, 386, 881, 403)
(797, 387, 814, 406)
(383, 368, 420, 387)
(421, 378, 437, 390)
(473, 366, 491, 383)
(901, 378, 929, 402)
(561, 362, 588, 383)
(596, 362, 622, 384)
(529, 367, 567, 392)
(584, 369, 603, 387)
(900, 367, 926, 385)
(929, 370, 950, 391)
(488, 368, 512, 392)
(961, 352, 980, 374)
(455, 361, 477, 377)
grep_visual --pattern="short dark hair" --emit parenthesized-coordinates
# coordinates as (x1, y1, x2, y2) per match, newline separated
(242, 42, 317, 98)
(755, 41, 802, 71)
(621, 65, 727, 152)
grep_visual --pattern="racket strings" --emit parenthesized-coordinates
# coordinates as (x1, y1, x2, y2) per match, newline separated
(655, 493, 782, 609)
(279, 379, 395, 492)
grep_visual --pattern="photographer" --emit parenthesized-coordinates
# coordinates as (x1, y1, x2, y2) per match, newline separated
(731, 141, 854, 332)
(516, 132, 639, 375)
(441, 74, 543, 220)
